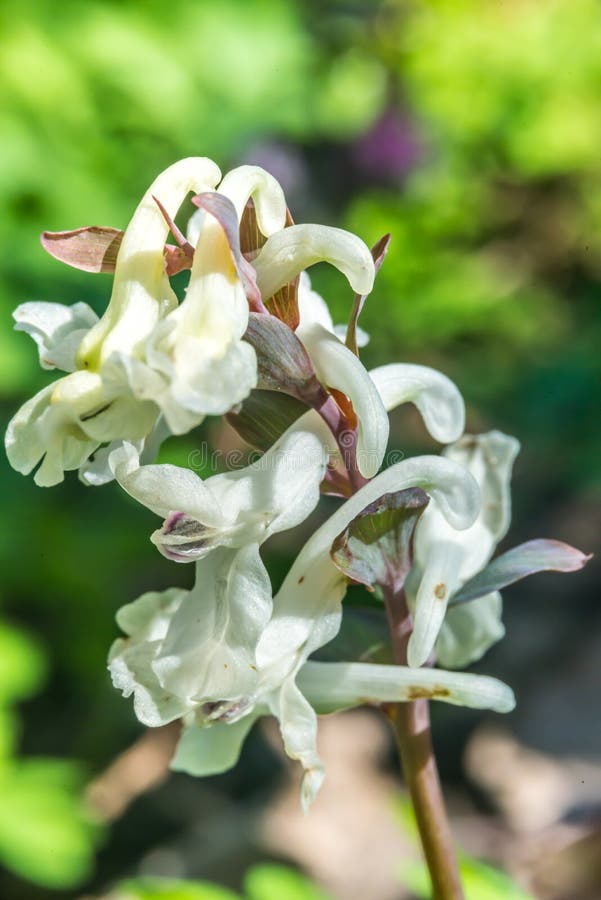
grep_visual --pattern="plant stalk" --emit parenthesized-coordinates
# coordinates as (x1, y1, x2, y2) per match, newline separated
(383, 585, 465, 900)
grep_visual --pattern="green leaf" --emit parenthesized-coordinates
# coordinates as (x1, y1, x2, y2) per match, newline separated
(245, 864, 331, 900)
(330, 487, 429, 593)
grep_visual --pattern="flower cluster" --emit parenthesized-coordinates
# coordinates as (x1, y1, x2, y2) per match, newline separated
(6, 158, 590, 808)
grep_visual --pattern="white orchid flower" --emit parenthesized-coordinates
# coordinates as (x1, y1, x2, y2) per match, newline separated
(109, 423, 328, 562)
(110, 452, 514, 810)
(406, 431, 520, 669)
(6, 157, 222, 486)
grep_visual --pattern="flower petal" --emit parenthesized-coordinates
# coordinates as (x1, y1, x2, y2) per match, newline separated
(297, 272, 335, 332)
(152, 546, 273, 705)
(217, 165, 287, 236)
(160, 425, 328, 560)
(170, 715, 258, 776)
(405, 431, 519, 666)
(77, 157, 222, 368)
(299, 323, 389, 478)
(370, 363, 465, 445)
(109, 442, 221, 522)
(253, 224, 375, 300)
(79, 416, 171, 488)
(14, 301, 99, 372)
(190, 192, 262, 310)
(407, 540, 465, 668)
(5, 372, 111, 486)
(268, 676, 324, 811)
(298, 660, 515, 714)
(108, 587, 190, 727)
(436, 592, 505, 669)
(444, 431, 520, 544)
(209, 425, 328, 537)
(257, 455, 480, 675)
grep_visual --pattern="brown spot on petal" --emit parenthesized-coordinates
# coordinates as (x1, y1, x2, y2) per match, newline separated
(407, 685, 451, 700)
(298, 575, 305, 584)
(434, 582, 447, 600)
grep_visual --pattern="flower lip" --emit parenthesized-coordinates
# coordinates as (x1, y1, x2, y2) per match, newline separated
(151, 511, 218, 562)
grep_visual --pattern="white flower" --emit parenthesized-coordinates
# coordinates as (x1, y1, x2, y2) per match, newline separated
(110, 453, 518, 810)
(120, 165, 289, 433)
(297, 272, 370, 347)
(6, 157, 222, 486)
(293, 276, 465, 480)
(109, 424, 328, 562)
(406, 430, 520, 669)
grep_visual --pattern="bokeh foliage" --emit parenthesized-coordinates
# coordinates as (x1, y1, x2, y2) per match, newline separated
(0, 0, 598, 896)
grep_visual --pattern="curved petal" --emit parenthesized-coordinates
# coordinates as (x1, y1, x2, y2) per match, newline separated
(436, 592, 505, 669)
(79, 415, 171, 488)
(168, 333, 257, 419)
(77, 157, 222, 368)
(14, 301, 98, 372)
(407, 539, 466, 668)
(217, 165, 287, 236)
(109, 442, 222, 523)
(444, 431, 520, 544)
(208, 426, 329, 537)
(297, 272, 335, 332)
(370, 363, 465, 445)
(153, 546, 272, 704)
(297, 660, 515, 714)
(5, 373, 108, 486)
(299, 323, 389, 478)
(253, 224, 375, 300)
(268, 676, 324, 811)
(257, 456, 481, 674)
(108, 587, 190, 727)
(150, 201, 258, 423)
(5, 383, 57, 477)
(171, 715, 258, 776)
(406, 431, 519, 666)
(147, 425, 328, 562)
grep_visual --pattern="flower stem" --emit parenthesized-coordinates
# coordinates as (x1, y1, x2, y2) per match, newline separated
(316, 391, 462, 896)
(383, 585, 465, 900)
(316, 392, 366, 492)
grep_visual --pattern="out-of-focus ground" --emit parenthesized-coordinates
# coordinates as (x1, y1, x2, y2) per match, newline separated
(84, 711, 601, 900)
(1, 1, 600, 898)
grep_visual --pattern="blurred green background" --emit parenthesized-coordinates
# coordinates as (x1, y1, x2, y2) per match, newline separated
(1, 0, 600, 898)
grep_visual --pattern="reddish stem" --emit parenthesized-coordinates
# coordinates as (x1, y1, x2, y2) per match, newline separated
(315, 393, 367, 492)
(383, 585, 465, 900)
